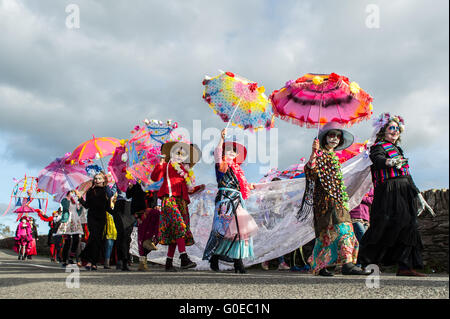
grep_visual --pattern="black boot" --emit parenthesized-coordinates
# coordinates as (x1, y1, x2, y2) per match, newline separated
(209, 254, 220, 272)
(165, 257, 177, 272)
(180, 253, 197, 269)
(319, 268, 334, 276)
(121, 259, 131, 271)
(342, 263, 371, 275)
(233, 259, 246, 274)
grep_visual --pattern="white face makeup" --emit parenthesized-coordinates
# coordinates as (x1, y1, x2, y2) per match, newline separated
(325, 130, 342, 150)
(224, 149, 237, 160)
(384, 121, 400, 143)
(171, 146, 189, 163)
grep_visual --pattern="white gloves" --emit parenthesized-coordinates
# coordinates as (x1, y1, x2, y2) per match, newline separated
(417, 193, 436, 217)
(386, 156, 407, 169)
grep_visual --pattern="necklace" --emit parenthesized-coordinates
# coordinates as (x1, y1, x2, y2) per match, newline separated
(319, 150, 350, 210)
(171, 162, 195, 187)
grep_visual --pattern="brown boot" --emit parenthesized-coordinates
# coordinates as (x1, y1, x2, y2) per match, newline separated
(396, 269, 427, 277)
(143, 240, 158, 251)
(138, 256, 149, 271)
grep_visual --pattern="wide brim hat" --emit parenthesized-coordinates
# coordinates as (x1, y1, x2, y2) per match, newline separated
(318, 122, 354, 151)
(222, 141, 247, 164)
(161, 141, 202, 167)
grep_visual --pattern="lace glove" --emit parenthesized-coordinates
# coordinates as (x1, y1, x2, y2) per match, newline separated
(417, 193, 436, 217)
(386, 156, 405, 169)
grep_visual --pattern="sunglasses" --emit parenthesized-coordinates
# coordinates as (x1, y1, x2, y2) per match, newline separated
(327, 132, 342, 139)
(388, 125, 400, 132)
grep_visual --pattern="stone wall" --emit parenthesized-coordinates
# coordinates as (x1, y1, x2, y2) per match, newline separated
(417, 188, 449, 272)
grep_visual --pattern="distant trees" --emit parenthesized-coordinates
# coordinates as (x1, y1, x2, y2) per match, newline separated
(0, 223, 14, 238)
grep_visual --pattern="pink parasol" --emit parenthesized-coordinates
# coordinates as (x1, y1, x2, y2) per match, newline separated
(37, 155, 91, 202)
(270, 73, 373, 134)
(66, 136, 120, 166)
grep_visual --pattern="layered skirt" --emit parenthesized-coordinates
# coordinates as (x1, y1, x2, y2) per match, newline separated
(203, 188, 258, 261)
(358, 176, 423, 269)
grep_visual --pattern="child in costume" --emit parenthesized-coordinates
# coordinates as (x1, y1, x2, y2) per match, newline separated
(151, 141, 203, 272)
(58, 191, 84, 267)
(203, 129, 258, 274)
(14, 216, 32, 260)
(47, 209, 62, 262)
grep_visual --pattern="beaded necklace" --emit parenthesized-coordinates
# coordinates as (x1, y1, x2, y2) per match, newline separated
(317, 150, 350, 210)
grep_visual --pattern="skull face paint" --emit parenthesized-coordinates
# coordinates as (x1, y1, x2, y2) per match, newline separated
(171, 146, 189, 163)
(326, 130, 342, 151)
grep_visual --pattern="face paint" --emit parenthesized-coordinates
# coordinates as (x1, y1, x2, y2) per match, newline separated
(224, 150, 237, 160)
(171, 147, 189, 163)
(384, 121, 400, 143)
(326, 130, 341, 150)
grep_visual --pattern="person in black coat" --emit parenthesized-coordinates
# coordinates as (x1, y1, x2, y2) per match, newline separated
(111, 186, 136, 271)
(75, 172, 113, 270)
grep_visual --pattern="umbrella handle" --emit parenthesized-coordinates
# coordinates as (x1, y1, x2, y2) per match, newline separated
(316, 87, 324, 138)
(224, 98, 242, 138)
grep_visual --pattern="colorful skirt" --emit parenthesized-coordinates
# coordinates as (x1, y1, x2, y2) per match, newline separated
(309, 222, 359, 275)
(158, 196, 194, 246)
(27, 238, 37, 256)
(214, 237, 255, 260)
(14, 235, 30, 253)
(203, 192, 258, 261)
(56, 211, 84, 235)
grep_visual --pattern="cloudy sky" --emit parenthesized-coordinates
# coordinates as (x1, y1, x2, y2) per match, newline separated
(0, 0, 448, 233)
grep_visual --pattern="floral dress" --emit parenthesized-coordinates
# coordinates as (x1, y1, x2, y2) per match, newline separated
(304, 150, 359, 275)
(158, 196, 194, 246)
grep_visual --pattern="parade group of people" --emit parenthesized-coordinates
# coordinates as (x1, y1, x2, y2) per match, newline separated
(14, 112, 430, 277)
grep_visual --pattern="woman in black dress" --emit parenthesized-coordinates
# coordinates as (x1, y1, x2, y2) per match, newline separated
(358, 114, 427, 276)
(75, 172, 113, 270)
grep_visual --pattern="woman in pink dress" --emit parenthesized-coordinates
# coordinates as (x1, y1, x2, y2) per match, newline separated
(14, 217, 32, 260)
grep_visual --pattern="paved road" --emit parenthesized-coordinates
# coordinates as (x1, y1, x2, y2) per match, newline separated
(0, 249, 448, 299)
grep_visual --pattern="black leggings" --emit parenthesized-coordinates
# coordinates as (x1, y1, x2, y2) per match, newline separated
(62, 234, 80, 263)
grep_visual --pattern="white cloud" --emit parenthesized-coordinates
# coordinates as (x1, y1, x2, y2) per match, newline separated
(0, 0, 448, 193)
